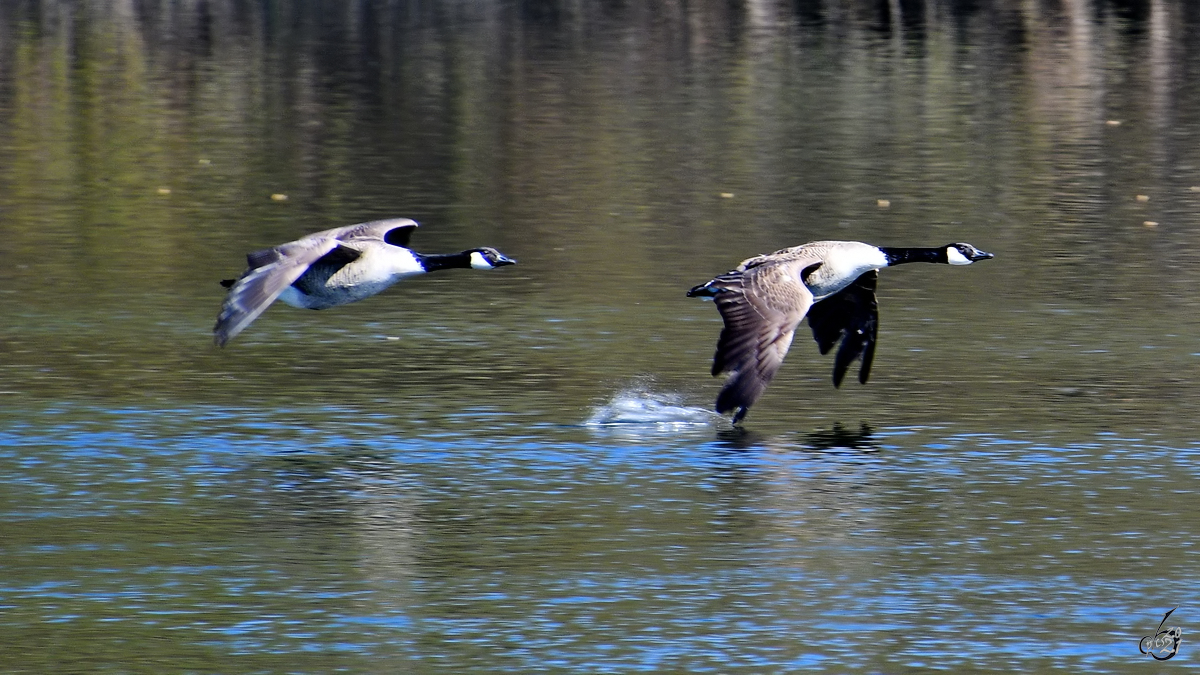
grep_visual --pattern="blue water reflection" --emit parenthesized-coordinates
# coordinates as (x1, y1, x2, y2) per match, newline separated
(1, 403, 1196, 672)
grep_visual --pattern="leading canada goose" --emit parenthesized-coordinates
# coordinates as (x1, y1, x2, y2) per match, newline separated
(687, 241, 993, 423)
(213, 218, 516, 346)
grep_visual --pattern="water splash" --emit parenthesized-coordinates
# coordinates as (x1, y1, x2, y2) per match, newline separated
(585, 389, 720, 427)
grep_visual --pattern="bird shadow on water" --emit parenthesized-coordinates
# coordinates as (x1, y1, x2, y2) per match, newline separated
(804, 422, 879, 453)
(712, 421, 879, 455)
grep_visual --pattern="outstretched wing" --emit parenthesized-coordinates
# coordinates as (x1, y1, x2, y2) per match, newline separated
(328, 218, 419, 248)
(213, 237, 345, 347)
(806, 270, 879, 387)
(706, 255, 822, 421)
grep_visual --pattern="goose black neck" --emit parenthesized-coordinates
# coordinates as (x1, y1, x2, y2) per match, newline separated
(879, 247, 946, 266)
(417, 250, 474, 273)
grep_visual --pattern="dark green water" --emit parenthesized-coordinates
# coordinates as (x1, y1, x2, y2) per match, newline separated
(2, 1, 1200, 672)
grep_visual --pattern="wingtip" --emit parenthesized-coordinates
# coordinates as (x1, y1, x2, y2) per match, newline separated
(714, 398, 749, 425)
(715, 374, 760, 424)
(831, 357, 872, 387)
(212, 314, 243, 348)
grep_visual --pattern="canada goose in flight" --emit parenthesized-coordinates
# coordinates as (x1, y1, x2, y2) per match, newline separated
(687, 241, 993, 423)
(213, 218, 516, 346)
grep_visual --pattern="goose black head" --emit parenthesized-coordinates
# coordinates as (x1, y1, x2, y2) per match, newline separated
(469, 247, 518, 270)
(945, 243, 994, 265)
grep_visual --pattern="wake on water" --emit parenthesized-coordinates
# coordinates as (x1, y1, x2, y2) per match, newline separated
(585, 388, 721, 427)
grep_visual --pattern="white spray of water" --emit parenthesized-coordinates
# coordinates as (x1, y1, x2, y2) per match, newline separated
(585, 388, 719, 427)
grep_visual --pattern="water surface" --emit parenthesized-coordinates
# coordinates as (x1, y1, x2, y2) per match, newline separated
(2, 1, 1200, 672)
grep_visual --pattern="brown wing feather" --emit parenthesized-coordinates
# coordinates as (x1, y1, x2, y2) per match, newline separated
(213, 237, 342, 347)
(327, 218, 418, 246)
(705, 255, 821, 421)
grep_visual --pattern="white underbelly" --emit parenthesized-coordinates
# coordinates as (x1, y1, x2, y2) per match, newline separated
(278, 247, 426, 310)
(278, 273, 419, 310)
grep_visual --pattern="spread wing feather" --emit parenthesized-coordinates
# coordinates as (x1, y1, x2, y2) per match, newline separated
(706, 255, 822, 421)
(320, 218, 418, 247)
(213, 237, 343, 347)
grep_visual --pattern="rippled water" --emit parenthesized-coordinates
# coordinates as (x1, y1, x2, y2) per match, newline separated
(4, 0, 1200, 672)
(4, 401, 1197, 672)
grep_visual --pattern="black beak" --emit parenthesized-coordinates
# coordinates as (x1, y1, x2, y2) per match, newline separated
(495, 255, 517, 267)
(971, 249, 995, 261)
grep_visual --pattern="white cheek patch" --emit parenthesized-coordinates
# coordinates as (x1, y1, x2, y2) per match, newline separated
(946, 247, 972, 265)
(470, 251, 493, 270)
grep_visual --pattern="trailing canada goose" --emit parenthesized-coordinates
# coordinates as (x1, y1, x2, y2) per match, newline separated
(687, 241, 993, 423)
(213, 218, 516, 346)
